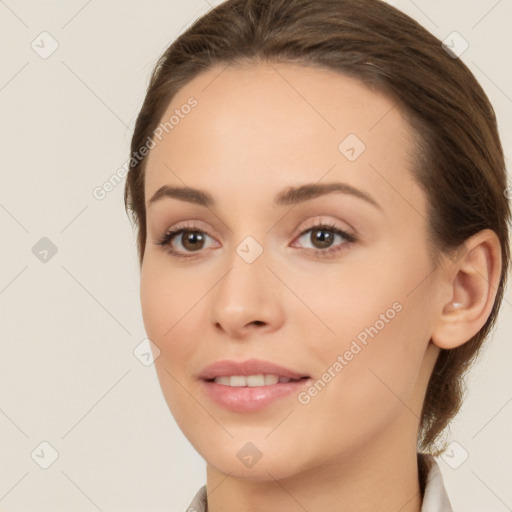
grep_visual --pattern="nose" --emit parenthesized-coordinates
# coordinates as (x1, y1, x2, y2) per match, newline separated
(209, 250, 286, 339)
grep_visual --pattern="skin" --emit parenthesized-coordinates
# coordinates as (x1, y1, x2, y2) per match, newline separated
(139, 62, 501, 512)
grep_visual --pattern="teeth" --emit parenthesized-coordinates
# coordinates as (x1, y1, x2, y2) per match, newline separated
(214, 376, 231, 385)
(212, 374, 298, 386)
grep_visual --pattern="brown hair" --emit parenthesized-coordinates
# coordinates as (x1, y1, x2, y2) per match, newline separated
(124, 0, 510, 455)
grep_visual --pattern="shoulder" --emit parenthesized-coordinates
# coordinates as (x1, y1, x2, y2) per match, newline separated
(185, 484, 208, 512)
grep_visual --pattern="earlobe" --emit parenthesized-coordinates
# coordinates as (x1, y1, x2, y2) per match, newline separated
(431, 229, 502, 350)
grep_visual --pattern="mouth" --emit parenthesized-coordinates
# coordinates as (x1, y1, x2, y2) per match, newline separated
(205, 374, 310, 386)
(198, 357, 310, 381)
(200, 374, 312, 413)
(198, 359, 312, 412)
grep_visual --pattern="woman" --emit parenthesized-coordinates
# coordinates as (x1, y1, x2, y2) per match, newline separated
(124, 0, 510, 510)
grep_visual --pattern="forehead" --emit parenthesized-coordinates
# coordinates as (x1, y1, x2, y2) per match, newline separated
(143, 61, 426, 220)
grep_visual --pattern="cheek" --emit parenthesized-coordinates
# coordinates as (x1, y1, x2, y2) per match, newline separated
(140, 258, 203, 420)
(140, 255, 203, 341)
(140, 270, 173, 342)
(280, 259, 405, 357)
(139, 254, 216, 395)
(288, 243, 432, 407)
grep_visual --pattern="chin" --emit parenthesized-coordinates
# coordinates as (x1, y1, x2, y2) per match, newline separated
(198, 439, 308, 482)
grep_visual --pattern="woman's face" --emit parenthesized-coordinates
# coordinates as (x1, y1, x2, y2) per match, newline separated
(140, 62, 443, 480)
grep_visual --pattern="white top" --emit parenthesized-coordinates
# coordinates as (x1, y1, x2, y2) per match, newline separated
(185, 455, 453, 511)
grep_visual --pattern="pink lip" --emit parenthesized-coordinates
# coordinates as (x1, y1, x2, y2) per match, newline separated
(198, 358, 311, 413)
(198, 358, 309, 380)
(201, 379, 311, 412)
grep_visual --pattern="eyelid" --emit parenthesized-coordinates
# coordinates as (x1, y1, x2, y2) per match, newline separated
(292, 216, 354, 239)
(154, 220, 219, 257)
(160, 219, 218, 240)
(156, 216, 357, 258)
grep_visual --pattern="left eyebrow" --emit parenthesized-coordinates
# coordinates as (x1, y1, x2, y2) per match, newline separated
(274, 182, 382, 210)
(147, 181, 382, 211)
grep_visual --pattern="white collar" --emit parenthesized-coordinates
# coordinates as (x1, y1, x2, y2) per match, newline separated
(421, 455, 453, 511)
(186, 455, 453, 511)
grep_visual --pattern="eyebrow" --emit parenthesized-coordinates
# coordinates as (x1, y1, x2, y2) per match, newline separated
(147, 182, 382, 210)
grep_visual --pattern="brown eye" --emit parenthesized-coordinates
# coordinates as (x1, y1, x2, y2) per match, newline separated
(293, 223, 356, 258)
(309, 227, 336, 249)
(157, 226, 218, 258)
(179, 230, 206, 251)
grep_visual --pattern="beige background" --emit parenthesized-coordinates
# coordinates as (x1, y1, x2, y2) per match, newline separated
(1, 0, 511, 510)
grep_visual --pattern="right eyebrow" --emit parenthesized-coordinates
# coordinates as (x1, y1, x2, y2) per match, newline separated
(147, 185, 214, 208)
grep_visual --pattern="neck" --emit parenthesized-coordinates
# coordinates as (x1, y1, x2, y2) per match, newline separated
(204, 426, 423, 512)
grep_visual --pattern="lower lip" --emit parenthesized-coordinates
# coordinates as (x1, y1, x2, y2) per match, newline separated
(201, 378, 312, 412)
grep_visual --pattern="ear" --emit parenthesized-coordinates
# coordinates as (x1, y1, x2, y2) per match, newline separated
(431, 229, 502, 350)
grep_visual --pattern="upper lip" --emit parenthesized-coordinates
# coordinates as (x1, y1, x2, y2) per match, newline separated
(198, 358, 310, 381)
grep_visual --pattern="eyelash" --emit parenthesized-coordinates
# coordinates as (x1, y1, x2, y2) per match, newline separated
(155, 220, 357, 259)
